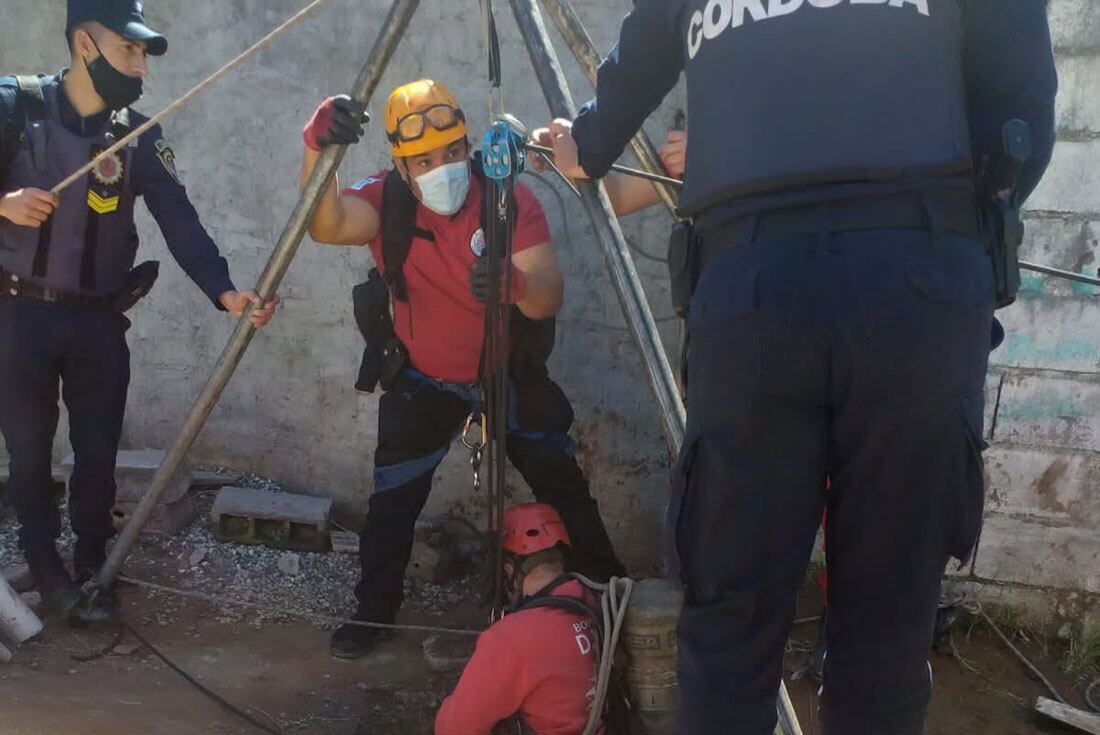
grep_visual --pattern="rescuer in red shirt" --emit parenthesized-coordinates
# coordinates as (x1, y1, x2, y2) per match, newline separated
(436, 503, 605, 735)
(300, 80, 624, 659)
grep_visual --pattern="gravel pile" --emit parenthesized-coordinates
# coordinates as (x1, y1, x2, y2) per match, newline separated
(1, 469, 482, 631)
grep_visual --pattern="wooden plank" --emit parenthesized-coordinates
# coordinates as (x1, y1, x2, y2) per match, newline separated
(1036, 697, 1100, 734)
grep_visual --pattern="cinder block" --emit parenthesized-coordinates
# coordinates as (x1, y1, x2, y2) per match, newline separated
(61, 449, 192, 505)
(112, 495, 197, 538)
(211, 486, 332, 552)
(974, 513, 1100, 594)
(406, 539, 458, 584)
(1048, 0, 1100, 50)
(1, 564, 33, 594)
(984, 445, 1100, 528)
(1027, 141, 1100, 214)
(1019, 217, 1100, 273)
(995, 372, 1100, 452)
(1056, 54, 1100, 132)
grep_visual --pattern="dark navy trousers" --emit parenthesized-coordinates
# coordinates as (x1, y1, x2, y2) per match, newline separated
(0, 298, 129, 554)
(355, 367, 625, 623)
(669, 225, 993, 734)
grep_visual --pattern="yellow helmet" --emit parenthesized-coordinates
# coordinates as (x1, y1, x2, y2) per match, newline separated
(384, 80, 467, 158)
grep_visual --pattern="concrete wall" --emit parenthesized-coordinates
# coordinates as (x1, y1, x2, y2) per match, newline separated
(0, 0, 685, 571)
(1, 2, 1098, 600)
(954, 0, 1100, 629)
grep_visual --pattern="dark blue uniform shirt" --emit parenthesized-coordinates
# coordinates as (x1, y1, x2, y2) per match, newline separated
(0, 72, 234, 305)
(573, 0, 1057, 226)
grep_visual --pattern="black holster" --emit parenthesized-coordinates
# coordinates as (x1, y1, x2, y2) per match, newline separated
(110, 260, 159, 313)
(980, 198, 1023, 309)
(668, 220, 698, 318)
(352, 268, 406, 392)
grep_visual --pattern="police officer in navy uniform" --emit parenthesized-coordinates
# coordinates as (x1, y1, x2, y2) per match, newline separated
(537, 1, 1057, 733)
(0, 0, 279, 616)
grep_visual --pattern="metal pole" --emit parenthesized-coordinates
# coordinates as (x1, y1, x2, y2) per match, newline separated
(538, 0, 680, 218)
(1021, 260, 1100, 288)
(511, 2, 799, 733)
(508, 0, 685, 454)
(525, 143, 683, 188)
(94, 0, 421, 592)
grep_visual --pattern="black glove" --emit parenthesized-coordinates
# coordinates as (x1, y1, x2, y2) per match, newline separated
(469, 257, 494, 304)
(303, 95, 369, 151)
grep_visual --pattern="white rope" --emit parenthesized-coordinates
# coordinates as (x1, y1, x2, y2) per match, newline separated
(51, 0, 335, 195)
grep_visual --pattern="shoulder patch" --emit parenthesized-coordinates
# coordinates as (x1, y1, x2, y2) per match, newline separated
(153, 138, 180, 184)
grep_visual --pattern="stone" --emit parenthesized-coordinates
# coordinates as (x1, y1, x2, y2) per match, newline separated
(422, 634, 476, 673)
(1057, 621, 1074, 642)
(211, 487, 332, 552)
(0, 640, 11, 664)
(277, 552, 301, 577)
(188, 548, 208, 568)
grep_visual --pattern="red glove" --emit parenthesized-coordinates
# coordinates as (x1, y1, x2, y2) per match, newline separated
(303, 96, 368, 152)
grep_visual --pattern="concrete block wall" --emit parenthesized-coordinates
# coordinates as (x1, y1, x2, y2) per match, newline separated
(0, 0, 683, 571)
(953, 0, 1100, 627)
(1, 2, 1098, 603)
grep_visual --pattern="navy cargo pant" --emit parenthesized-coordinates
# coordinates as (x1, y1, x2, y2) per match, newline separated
(355, 366, 625, 622)
(669, 223, 993, 734)
(0, 298, 130, 553)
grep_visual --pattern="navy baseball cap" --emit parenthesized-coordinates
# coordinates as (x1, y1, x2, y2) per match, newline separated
(67, 0, 168, 56)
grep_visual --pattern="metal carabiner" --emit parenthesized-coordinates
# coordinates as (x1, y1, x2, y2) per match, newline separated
(462, 412, 488, 450)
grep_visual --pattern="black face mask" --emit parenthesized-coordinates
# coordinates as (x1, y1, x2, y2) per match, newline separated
(86, 41, 143, 111)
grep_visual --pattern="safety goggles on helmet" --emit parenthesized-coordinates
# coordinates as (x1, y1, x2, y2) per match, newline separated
(387, 104, 466, 146)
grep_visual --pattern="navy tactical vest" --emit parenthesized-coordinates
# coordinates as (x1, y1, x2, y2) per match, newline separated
(0, 75, 138, 295)
(678, 0, 972, 217)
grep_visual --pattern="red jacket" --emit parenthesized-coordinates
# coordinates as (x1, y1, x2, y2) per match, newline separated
(435, 580, 603, 735)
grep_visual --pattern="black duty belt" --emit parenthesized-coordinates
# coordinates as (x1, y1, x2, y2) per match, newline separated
(698, 191, 980, 270)
(0, 269, 113, 309)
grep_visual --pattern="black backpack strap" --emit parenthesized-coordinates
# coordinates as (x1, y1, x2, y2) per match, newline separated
(380, 167, 433, 302)
(14, 76, 46, 122)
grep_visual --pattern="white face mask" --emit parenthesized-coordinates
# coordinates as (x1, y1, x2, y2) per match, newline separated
(414, 160, 471, 215)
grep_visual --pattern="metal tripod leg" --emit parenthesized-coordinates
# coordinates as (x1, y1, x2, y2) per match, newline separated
(92, 0, 422, 594)
(508, 0, 686, 455)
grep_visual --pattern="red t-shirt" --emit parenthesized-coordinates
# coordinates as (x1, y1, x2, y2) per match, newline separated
(435, 580, 604, 735)
(343, 171, 551, 384)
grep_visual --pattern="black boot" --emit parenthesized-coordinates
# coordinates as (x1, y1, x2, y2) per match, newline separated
(70, 538, 118, 623)
(72, 538, 107, 585)
(330, 613, 392, 659)
(24, 546, 81, 618)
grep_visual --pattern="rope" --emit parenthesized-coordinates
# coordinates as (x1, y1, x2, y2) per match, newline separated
(117, 574, 482, 637)
(957, 597, 1067, 705)
(1086, 678, 1100, 714)
(50, 0, 335, 195)
(572, 574, 634, 735)
(122, 617, 285, 735)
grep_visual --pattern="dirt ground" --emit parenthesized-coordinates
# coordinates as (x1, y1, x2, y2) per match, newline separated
(3, 581, 1097, 735)
(2, 491, 1097, 735)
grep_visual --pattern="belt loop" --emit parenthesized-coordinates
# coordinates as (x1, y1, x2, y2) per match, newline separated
(919, 192, 946, 250)
(816, 204, 830, 255)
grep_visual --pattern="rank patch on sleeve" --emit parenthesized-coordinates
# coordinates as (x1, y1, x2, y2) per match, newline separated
(154, 138, 181, 183)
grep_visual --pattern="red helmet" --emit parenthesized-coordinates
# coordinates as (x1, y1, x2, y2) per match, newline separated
(502, 503, 571, 556)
